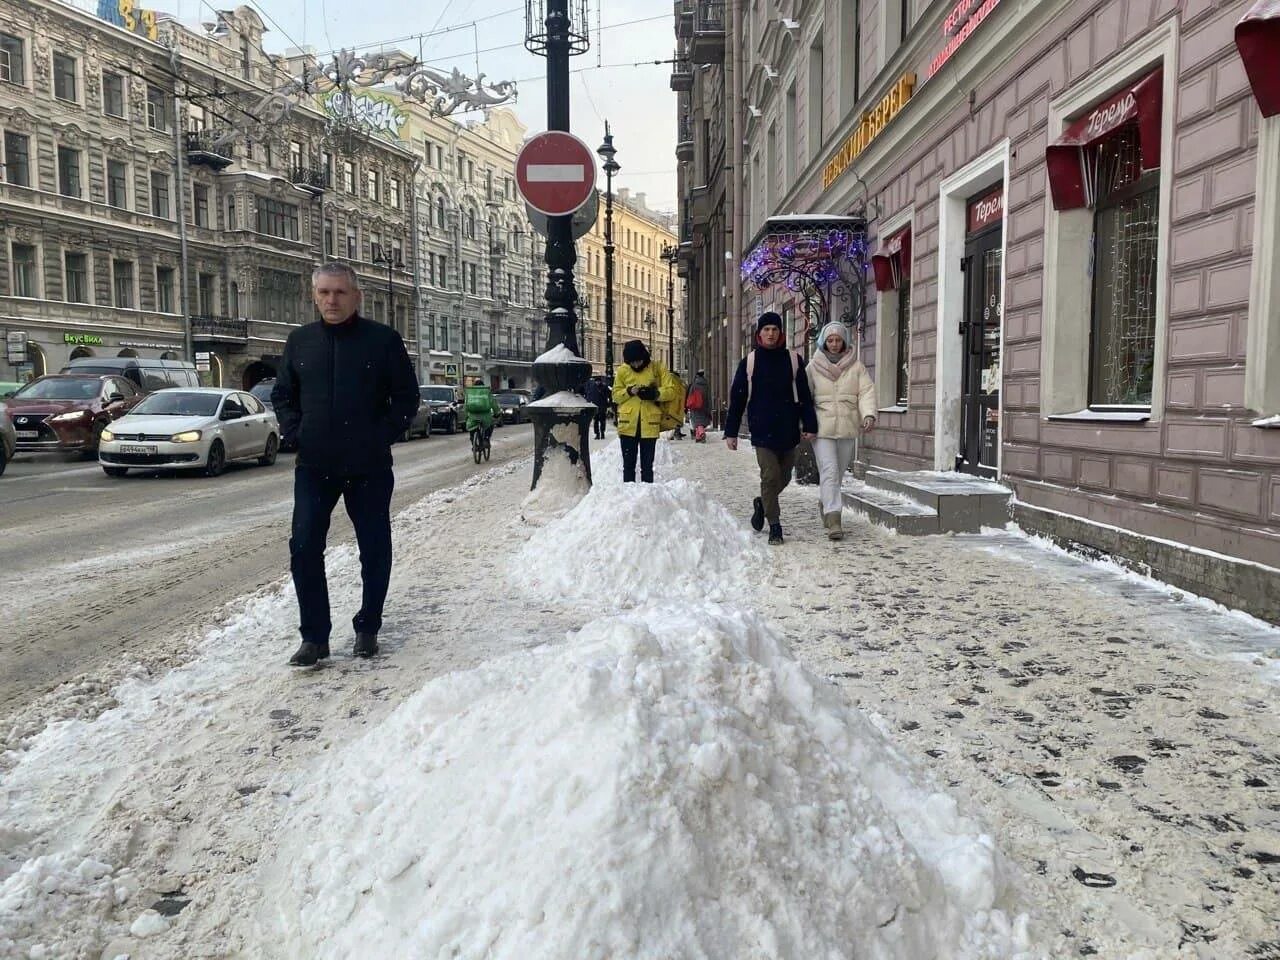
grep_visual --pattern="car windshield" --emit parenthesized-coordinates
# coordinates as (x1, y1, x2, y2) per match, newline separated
(495, 393, 522, 405)
(11, 378, 101, 400)
(250, 383, 275, 400)
(423, 388, 455, 402)
(130, 391, 222, 417)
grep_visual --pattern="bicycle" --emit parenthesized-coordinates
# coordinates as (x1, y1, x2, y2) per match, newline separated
(470, 424, 492, 464)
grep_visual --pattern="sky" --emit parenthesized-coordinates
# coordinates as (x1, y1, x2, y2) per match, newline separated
(210, 0, 680, 211)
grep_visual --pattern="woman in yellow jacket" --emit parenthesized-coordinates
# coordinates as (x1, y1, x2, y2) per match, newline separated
(611, 339, 673, 483)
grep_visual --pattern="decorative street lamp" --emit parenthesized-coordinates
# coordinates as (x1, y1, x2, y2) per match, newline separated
(372, 242, 405, 333)
(597, 123, 619, 385)
(660, 242, 678, 371)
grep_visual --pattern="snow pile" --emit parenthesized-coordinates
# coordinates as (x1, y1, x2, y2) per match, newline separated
(515, 474, 762, 607)
(0, 850, 137, 958)
(259, 605, 1031, 960)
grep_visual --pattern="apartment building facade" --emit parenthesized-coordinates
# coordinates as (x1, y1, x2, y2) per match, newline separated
(679, 0, 1280, 620)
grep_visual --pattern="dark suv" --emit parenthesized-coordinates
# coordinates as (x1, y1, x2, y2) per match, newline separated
(5, 374, 144, 455)
(420, 384, 464, 434)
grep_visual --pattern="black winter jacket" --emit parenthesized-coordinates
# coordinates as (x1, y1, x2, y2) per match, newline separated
(271, 315, 420, 475)
(723, 346, 818, 452)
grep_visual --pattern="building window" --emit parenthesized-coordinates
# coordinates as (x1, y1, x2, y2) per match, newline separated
(366, 168, 379, 201)
(193, 184, 210, 227)
(113, 259, 135, 308)
(156, 265, 175, 312)
(388, 176, 401, 209)
(102, 71, 125, 117)
(466, 262, 477, 295)
(0, 33, 24, 85)
(322, 151, 334, 187)
(440, 315, 449, 351)
(346, 224, 358, 259)
(896, 284, 911, 404)
(2, 131, 30, 186)
(437, 253, 447, 287)
(226, 195, 237, 229)
(10, 243, 37, 297)
(342, 159, 356, 193)
(466, 208, 476, 240)
(256, 197, 299, 240)
(289, 140, 303, 173)
(240, 38, 251, 80)
(64, 251, 88, 303)
(324, 217, 335, 256)
(53, 52, 76, 102)
(435, 196, 446, 227)
(1089, 126, 1159, 408)
(57, 146, 82, 197)
(808, 40, 824, 161)
(107, 159, 128, 208)
(198, 272, 215, 314)
(146, 84, 170, 132)
(150, 171, 171, 219)
(260, 269, 305, 325)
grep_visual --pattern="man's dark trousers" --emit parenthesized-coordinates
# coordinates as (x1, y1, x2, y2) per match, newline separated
(290, 464, 395, 646)
(594, 407, 607, 438)
(620, 433, 656, 483)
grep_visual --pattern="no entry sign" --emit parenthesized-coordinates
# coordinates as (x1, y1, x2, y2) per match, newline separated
(515, 131, 597, 218)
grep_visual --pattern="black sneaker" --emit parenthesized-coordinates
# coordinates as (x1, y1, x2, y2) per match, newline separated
(353, 632, 379, 659)
(750, 497, 765, 532)
(288, 641, 330, 667)
(768, 522, 784, 545)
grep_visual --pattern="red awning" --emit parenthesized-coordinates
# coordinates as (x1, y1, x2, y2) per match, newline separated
(872, 228, 912, 292)
(1237, 0, 1280, 118)
(1045, 67, 1163, 211)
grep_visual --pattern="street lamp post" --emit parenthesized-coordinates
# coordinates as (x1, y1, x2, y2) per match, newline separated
(661, 242, 677, 372)
(372, 243, 405, 332)
(597, 124, 619, 386)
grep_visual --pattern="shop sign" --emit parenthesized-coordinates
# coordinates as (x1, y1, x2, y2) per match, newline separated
(6, 331, 27, 364)
(195, 351, 211, 372)
(967, 185, 1004, 233)
(63, 333, 105, 346)
(822, 74, 917, 189)
(120, 340, 177, 350)
(928, 0, 1003, 79)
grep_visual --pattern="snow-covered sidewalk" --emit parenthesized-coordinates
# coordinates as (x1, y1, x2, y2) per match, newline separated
(2, 438, 1277, 959)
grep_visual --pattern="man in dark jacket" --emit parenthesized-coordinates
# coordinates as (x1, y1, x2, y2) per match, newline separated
(583, 376, 608, 439)
(272, 262, 420, 666)
(724, 312, 818, 545)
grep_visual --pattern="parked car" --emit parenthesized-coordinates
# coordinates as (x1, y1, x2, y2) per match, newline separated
(401, 397, 433, 441)
(421, 384, 465, 434)
(98, 388, 279, 478)
(495, 391, 532, 424)
(60, 356, 201, 392)
(0, 404, 15, 476)
(247, 378, 298, 451)
(5, 374, 145, 456)
(0, 381, 25, 399)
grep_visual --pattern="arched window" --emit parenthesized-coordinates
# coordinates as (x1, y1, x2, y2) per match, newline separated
(436, 196, 446, 227)
(25, 342, 46, 379)
(117, 348, 138, 357)
(69, 346, 95, 360)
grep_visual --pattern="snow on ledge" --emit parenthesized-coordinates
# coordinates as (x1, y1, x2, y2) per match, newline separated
(1046, 409, 1150, 423)
(528, 390, 596, 410)
(1252, 414, 1280, 428)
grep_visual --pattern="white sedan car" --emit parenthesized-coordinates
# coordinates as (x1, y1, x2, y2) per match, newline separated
(98, 387, 280, 478)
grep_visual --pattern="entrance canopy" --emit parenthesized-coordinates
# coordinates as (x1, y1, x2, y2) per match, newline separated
(1045, 67, 1163, 210)
(1237, 0, 1280, 117)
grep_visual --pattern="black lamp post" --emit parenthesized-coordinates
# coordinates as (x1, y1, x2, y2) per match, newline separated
(661, 242, 677, 371)
(596, 124, 620, 386)
(372, 242, 405, 332)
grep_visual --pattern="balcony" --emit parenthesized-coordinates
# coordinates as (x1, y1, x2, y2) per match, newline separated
(290, 166, 328, 196)
(675, 0, 694, 38)
(185, 130, 235, 171)
(670, 47, 693, 92)
(489, 347, 536, 364)
(190, 315, 248, 342)
(676, 113, 694, 162)
(689, 0, 725, 63)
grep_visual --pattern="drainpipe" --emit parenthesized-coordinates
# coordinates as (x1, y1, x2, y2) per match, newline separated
(409, 156, 424, 385)
(728, 0, 745, 371)
(170, 44, 193, 363)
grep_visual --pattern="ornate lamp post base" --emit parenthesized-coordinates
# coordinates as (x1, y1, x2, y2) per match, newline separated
(528, 348, 595, 492)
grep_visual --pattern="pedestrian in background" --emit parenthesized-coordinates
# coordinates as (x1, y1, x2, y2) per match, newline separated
(806, 320, 876, 541)
(612, 339, 673, 483)
(724, 312, 818, 545)
(272, 263, 420, 667)
(584, 375, 609, 439)
(686, 369, 712, 442)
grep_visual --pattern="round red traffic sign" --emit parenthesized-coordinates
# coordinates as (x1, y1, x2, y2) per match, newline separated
(515, 131, 598, 218)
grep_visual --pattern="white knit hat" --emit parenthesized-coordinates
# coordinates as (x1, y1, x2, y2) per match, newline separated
(818, 321, 850, 348)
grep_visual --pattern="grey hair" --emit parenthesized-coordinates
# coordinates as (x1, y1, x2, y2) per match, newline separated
(311, 262, 361, 290)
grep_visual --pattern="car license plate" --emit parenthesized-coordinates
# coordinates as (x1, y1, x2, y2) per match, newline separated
(16, 430, 38, 439)
(120, 444, 157, 454)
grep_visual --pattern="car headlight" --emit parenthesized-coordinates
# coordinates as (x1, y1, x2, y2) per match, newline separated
(51, 410, 90, 423)
(100, 428, 116, 442)
(171, 430, 202, 443)
(504, 408, 514, 415)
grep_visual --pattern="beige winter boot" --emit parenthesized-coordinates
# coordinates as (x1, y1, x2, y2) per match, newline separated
(823, 511, 844, 541)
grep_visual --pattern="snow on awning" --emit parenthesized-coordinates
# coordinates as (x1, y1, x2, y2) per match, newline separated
(1045, 66, 1163, 211)
(1237, 0, 1280, 118)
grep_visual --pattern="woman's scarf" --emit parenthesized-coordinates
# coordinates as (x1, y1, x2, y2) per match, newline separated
(810, 346, 858, 383)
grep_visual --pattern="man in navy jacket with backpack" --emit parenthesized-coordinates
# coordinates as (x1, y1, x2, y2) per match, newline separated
(724, 312, 819, 545)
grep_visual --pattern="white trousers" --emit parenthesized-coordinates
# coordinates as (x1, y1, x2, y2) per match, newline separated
(812, 437, 858, 515)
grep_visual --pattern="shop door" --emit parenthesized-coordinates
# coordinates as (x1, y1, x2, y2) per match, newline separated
(958, 199, 1003, 477)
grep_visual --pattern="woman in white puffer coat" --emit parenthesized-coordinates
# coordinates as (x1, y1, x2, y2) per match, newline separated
(806, 320, 877, 540)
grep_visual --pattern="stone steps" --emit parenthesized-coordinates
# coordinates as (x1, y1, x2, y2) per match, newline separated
(841, 468, 1012, 535)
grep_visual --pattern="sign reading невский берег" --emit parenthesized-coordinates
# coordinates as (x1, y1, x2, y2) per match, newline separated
(821, 74, 916, 190)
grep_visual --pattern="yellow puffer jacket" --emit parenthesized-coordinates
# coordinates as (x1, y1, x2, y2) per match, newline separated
(612, 361, 674, 439)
